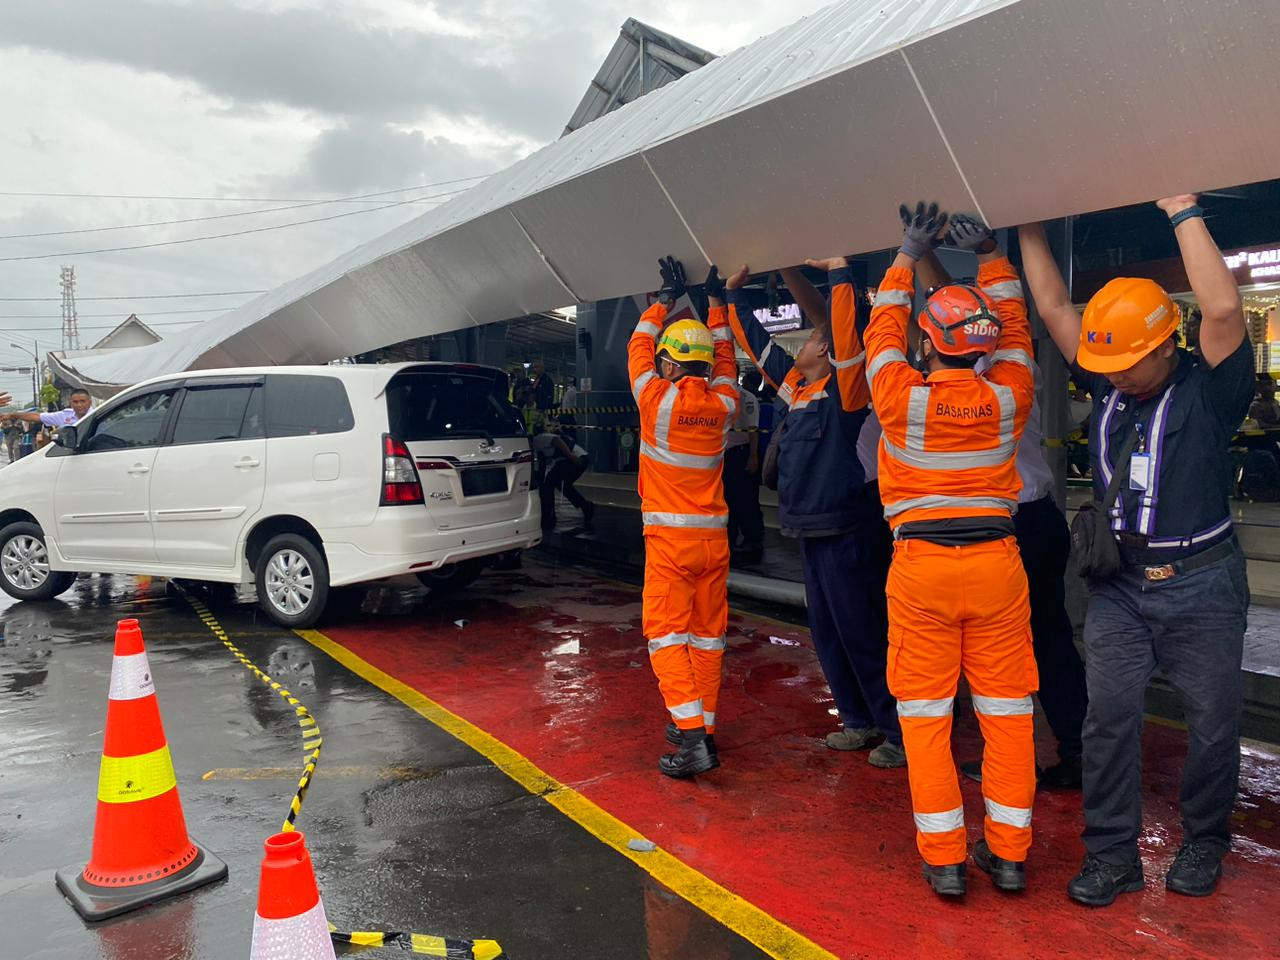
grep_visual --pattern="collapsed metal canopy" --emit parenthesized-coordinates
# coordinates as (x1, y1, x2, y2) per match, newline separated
(62, 0, 1280, 388)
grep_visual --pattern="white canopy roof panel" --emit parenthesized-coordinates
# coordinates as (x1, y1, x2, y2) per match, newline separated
(63, 0, 1280, 387)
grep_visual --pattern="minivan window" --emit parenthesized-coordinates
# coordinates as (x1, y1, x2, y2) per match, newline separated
(264, 375, 353, 438)
(386, 370, 523, 442)
(171, 385, 256, 445)
(83, 390, 174, 452)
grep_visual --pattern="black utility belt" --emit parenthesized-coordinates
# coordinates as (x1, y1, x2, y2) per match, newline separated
(895, 516, 1015, 547)
(1120, 535, 1238, 583)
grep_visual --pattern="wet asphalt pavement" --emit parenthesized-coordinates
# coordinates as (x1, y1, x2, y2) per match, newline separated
(0, 573, 769, 959)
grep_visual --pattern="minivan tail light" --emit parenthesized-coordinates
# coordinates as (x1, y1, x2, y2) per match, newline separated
(381, 434, 424, 505)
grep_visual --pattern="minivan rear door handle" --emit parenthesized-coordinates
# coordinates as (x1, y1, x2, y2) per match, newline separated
(235, 457, 261, 469)
(126, 464, 150, 475)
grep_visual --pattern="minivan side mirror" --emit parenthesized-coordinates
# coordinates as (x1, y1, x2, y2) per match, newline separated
(55, 424, 79, 451)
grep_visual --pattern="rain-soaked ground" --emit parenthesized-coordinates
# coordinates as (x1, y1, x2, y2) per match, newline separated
(2, 558, 1278, 959)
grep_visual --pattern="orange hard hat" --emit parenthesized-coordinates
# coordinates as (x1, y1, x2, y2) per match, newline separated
(1078, 278, 1179, 373)
(917, 284, 1002, 357)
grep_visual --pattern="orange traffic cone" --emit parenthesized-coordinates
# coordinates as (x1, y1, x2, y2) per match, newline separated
(250, 831, 336, 959)
(56, 618, 227, 920)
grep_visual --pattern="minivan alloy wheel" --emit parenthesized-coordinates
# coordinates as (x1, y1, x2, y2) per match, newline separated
(2, 535, 50, 590)
(264, 548, 314, 616)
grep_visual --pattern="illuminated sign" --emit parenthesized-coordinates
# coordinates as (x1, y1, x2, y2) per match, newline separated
(755, 303, 803, 333)
(1223, 247, 1280, 280)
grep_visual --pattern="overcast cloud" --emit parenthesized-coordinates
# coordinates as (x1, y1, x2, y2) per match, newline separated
(0, 0, 832, 392)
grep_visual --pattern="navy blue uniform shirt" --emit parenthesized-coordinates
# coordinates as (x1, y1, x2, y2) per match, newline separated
(1073, 338, 1253, 562)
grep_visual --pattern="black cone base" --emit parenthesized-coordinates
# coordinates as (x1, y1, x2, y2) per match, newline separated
(56, 838, 228, 922)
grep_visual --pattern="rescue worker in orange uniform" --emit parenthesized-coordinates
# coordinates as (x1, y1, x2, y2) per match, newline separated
(866, 203, 1037, 897)
(629, 256, 739, 778)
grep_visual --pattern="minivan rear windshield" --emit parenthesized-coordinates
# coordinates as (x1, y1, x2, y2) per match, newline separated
(386, 369, 524, 442)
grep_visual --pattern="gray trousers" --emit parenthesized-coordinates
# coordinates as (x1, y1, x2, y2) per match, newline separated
(1081, 541, 1248, 864)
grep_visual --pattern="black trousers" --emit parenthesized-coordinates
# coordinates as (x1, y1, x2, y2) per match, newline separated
(723, 444, 764, 549)
(1013, 494, 1088, 760)
(540, 460, 588, 530)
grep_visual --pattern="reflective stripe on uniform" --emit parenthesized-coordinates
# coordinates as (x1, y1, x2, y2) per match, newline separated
(874, 288, 912, 308)
(831, 350, 866, 370)
(647, 633, 687, 654)
(758, 340, 776, 368)
(715, 392, 736, 417)
(654, 386, 678, 448)
(867, 348, 907, 383)
(981, 280, 1024, 301)
(991, 348, 1032, 369)
(711, 327, 733, 342)
(669, 699, 703, 720)
(897, 697, 954, 718)
(631, 370, 658, 399)
(689, 635, 726, 651)
(790, 390, 828, 411)
(884, 494, 1016, 519)
(642, 511, 728, 528)
(881, 438, 1015, 471)
(640, 441, 723, 470)
(635, 320, 661, 337)
(972, 695, 1034, 716)
(914, 806, 965, 833)
(711, 376, 737, 390)
(985, 798, 1033, 829)
(992, 382, 1016, 447)
(703, 711, 715, 727)
(905, 386, 930, 451)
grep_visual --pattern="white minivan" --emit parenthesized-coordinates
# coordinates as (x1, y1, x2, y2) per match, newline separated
(0, 363, 541, 627)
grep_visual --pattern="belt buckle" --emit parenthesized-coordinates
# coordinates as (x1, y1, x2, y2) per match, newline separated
(1143, 564, 1175, 582)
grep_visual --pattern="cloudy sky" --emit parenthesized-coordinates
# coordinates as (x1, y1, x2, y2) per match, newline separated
(0, 0, 832, 396)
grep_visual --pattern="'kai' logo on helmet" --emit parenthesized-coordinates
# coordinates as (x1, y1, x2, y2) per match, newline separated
(964, 318, 999, 338)
(1086, 331, 1113, 344)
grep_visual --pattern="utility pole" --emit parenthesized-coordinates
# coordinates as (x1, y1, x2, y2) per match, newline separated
(60, 265, 81, 351)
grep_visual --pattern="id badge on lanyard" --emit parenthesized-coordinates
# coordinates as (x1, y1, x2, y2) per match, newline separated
(1129, 423, 1150, 491)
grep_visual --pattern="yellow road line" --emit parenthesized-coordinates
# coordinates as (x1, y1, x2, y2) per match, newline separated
(296, 628, 836, 960)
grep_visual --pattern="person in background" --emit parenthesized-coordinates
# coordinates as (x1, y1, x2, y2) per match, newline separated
(1020, 194, 1252, 906)
(1248, 376, 1280, 428)
(558, 376, 579, 445)
(4, 388, 93, 432)
(519, 388, 544, 437)
(531, 359, 555, 411)
(723, 370, 764, 565)
(532, 426, 594, 533)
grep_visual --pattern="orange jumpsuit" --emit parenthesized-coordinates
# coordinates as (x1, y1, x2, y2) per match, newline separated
(629, 301, 739, 734)
(865, 258, 1038, 866)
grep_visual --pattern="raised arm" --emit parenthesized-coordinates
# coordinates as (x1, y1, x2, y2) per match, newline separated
(726, 265, 796, 395)
(1017, 222, 1081, 364)
(704, 269, 739, 418)
(778, 266, 828, 330)
(628, 256, 685, 410)
(804, 256, 869, 414)
(1157, 194, 1245, 368)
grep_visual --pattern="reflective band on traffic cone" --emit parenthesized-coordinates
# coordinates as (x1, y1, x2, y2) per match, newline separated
(56, 618, 228, 921)
(250, 831, 337, 960)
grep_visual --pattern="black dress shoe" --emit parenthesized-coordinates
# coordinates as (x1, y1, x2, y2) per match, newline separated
(1067, 855, 1145, 906)
(973, 838, 1026, 892)
(665, 722, 716, 754)
(658, 738, 719, 778)
(922, 862, 966, 897)
(1039, 756, 1083, 790)
(1165, 842, 1224, 897)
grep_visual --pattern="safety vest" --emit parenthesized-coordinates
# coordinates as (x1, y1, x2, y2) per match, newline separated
(865, 257, 1035, 529)
(628, 302, 739, 538)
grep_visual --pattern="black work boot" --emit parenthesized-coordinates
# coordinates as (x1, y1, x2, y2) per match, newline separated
(659, 730, 719, 778)
(666, 721, 716, 755)
(922, 862, 966, 897)
(1039, 756, 1083, 790)
(973, 838, 1026, 892)
(1067, 854, 1145, 906)
(1165, 842, 1225, 897)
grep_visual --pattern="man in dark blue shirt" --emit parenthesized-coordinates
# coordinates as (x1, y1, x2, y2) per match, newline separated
(1020, 195, 1253, 907)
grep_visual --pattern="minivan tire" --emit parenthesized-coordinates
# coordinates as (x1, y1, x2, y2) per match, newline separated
(255, 533, 329, 629)
(0, 522, 77, 602)
(416, 558, 484, 593)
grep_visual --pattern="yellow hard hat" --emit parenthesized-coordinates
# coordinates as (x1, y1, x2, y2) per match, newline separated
(1078, 278, 1180, 373)
(656, 319, 715, 365)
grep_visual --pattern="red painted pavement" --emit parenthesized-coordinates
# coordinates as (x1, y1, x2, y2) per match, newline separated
(323, 565, 1280, 960)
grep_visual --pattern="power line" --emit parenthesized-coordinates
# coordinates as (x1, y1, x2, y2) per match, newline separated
(0, 174, 492, 205)
(1, 320, 201, 334)
(0, 195, 437, 263)
(0, 290, 266, 302)
(0, 184, 473, 240)
(0, 307, 244, 319)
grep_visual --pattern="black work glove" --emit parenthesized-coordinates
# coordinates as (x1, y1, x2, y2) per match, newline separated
(898, 201, 948, 261)
(657, 256, 687, 305)
(703, 264, 726, 300)
(948, 213, 998, 254)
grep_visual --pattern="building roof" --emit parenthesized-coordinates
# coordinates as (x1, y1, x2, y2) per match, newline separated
(56, 0, 1280, 389)
(562, 19, 716, 137)
(90, 314, 163, 350)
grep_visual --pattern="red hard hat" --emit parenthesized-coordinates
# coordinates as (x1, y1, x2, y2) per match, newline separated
(917, 284, 1002, 357)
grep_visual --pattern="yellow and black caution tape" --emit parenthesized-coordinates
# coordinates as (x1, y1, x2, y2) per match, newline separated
(554, 404, 637, 415)
(553, 422, 774, 434)
(180, 589, 506, 959)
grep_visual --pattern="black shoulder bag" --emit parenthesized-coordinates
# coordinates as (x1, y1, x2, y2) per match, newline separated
(1070, 426, 1139, 580)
